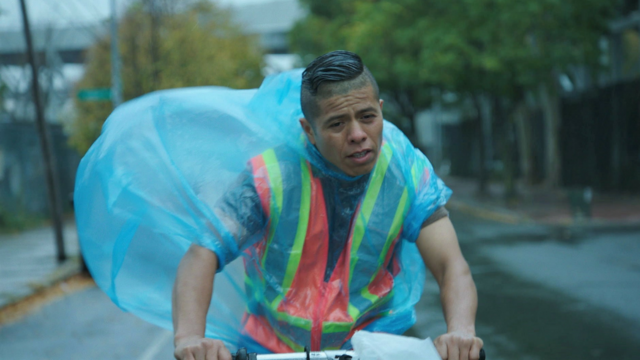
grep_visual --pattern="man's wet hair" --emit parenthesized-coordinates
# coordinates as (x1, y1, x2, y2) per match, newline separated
(301, 50, 379, 124)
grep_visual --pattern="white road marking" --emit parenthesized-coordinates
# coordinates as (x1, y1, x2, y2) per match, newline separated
(138, 329, 173, 360)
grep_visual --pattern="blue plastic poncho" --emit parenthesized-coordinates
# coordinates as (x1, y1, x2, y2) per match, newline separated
(74, 69, 451, 353)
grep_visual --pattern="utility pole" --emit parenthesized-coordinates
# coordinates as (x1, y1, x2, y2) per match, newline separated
(19, 0, 66, 263)
(110, 0, 123, 107)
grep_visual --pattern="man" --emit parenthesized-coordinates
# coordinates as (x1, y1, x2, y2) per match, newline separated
(173, 51, 483, 360)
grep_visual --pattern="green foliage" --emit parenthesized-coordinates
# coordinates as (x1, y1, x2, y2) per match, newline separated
(291, 0, 617, 117)
(622, 29, 640, 76)
(0, 205, 46, 234)
(67, 0, 264, 154)
(292, 0, 619, 195)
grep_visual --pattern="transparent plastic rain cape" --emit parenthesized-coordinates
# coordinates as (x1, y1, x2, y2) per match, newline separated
(74, 69, 451, 353)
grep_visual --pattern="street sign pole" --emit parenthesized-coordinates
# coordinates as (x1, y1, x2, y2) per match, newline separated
(19, 0, 66, 263)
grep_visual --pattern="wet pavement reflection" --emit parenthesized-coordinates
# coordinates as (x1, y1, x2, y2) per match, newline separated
(411, 211, 640, 360)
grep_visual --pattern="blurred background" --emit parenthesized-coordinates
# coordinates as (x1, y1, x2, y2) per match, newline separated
(0, 0, 639, 359)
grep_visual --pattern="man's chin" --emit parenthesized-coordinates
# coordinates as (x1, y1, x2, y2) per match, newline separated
(343, 161, 376, 177)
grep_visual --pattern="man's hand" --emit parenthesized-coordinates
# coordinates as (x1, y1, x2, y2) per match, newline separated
(174, 336, 232, 360)
(416, 218, 482, 360)
(434, 331, 483, 360)
(173, 245, 221, 359)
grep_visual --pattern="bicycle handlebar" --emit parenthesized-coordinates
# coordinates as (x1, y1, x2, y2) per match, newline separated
(232, 347, 486, 360)
(232, 347, 355, 360)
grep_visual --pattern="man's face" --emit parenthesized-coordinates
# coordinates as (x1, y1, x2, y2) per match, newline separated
(300, 85, 383, 177)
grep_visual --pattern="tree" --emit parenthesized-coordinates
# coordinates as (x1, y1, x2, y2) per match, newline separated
(291, 0, 616, 199)
(290, 1, 434, 140)
(67, 0, 263, 154)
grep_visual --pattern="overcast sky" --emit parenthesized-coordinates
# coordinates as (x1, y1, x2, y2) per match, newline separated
(0, 0, 273, 30)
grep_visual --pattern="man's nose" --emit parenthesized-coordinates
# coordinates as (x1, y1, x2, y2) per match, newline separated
(348, 122, 367, 143)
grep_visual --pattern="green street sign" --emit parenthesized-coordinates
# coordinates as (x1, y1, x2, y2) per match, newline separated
(77, 88, 112, 101)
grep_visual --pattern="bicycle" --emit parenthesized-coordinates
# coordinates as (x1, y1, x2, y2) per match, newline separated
(231, 346, 486, 360)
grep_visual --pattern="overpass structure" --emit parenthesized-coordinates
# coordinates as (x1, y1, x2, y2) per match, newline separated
(0, 0, 304, 123)
(0, 0, 304, 65)
(0, 24, 106, 66)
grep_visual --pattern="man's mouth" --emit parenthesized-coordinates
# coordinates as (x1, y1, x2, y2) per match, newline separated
(349, 150, 372, 159)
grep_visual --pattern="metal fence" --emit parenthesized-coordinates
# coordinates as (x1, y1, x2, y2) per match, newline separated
(0, 122, 79, 215)
(560, 79, 640, 192)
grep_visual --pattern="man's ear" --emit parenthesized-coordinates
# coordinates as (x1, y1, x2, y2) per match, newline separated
(299, 118, 316, 145)
(379, 99, 384, 112)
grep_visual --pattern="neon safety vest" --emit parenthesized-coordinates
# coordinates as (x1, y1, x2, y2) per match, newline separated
(242, 141, 423, 352)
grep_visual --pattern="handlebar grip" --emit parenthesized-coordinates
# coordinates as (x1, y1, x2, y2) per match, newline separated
(232, 347, 245, 360)
(232, 348, 257, 360)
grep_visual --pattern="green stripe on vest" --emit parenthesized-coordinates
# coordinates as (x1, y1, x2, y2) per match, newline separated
(260, 149, 283, 265)
(282, 159, 311, 293)
(360, 188, 409, 304)
(348, 143, 393, 285)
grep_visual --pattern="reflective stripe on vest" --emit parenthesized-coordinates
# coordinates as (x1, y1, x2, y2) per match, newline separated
(245, 142, 411, 351)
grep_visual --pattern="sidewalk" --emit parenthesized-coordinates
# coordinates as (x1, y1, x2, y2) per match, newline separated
(444, 176, 640, 228)
(0, 220, 81, 310)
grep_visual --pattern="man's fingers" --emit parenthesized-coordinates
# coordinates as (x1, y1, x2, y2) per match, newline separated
(469, 338, 484, 360)
(459, 340, 471, 360)
(204, 341, 218, 360)
(436, 333, 484, 360)
(218, 345, 232, 360)
(194, 346, 206, 360)
(175, 338, 230, 360)
(434, 337, 448, 359)
(175, 347, 197, 360)
(180, 351, 196, 360)
(448, 341, 460, 360)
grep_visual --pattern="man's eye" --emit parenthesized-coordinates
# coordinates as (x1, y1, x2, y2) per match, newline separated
(329, 122, 342, 128)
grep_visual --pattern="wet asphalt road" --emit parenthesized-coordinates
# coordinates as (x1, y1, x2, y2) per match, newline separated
(0, 286, 174, 360)
(1, 210, 639, 359)
(414, 211, 640, 360)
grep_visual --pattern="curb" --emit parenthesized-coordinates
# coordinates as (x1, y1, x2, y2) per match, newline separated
(0, 257, 82, 311)
(566, 219, 640, 233)
(448, 199, 640, 231)
(447, 200, 527, 224)
(0, 272, 94, 327)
